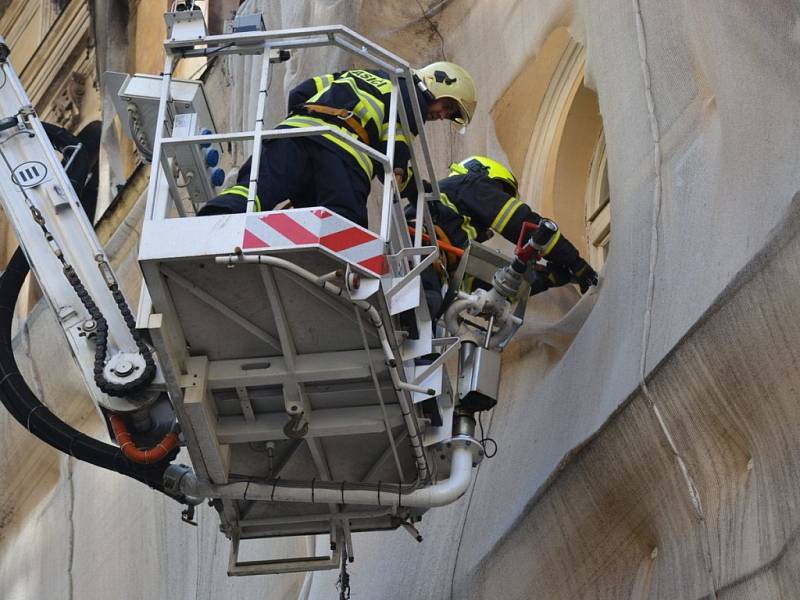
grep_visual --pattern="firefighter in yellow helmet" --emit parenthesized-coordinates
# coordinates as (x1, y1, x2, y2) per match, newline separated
(407, 156, 598, 317)
(199, 62, 477, 226)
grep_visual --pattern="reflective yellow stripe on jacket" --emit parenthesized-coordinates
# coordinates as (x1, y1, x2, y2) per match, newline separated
(541, 230, 561, 256)
(348, 69, 393, 94)
(307, 78, 384, 144)
(440, 192, 477, 240)
(335, 79, 385, 126)
(379, 122, 410, 145)
(312, 74, 334, 94)
(280, 114, 374, 179)
(490, 196, 524, 234)
(221, 184, 261, 212)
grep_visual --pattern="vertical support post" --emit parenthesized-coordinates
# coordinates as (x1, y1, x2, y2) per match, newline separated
(146, 54, 177, 221)
(400, 67, 440, 200)
(379, 79, 399, 244)
(342, 518, 354, 563)
(392, 76, 420, 272)
(398, 69, 440, 259)
(183, 355, 231, 484)
(246, 45, 273, 213)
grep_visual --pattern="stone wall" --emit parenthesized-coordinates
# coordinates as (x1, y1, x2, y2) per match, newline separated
(1, 1, 799, 598)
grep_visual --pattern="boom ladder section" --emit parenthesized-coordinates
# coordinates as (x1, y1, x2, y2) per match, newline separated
(0, 39, 159, 414)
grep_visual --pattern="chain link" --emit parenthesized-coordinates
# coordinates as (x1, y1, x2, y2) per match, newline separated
(5, 136, 157, 397)
(336, 548, 351, 600)
(62, 264, 156, 396)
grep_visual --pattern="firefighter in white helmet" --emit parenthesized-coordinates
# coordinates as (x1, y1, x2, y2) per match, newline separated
(199, 62, 477, 227)
(414, 61, 477, 127)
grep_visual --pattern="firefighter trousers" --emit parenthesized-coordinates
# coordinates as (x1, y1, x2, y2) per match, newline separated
(199, 137, 371, 227)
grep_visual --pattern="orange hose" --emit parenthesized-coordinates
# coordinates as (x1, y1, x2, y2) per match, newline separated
(407, 226, 464, 257)
(109, 414, 179, 465)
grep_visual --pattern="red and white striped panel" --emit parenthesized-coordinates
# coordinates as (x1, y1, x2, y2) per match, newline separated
(242, 208, 388, 276)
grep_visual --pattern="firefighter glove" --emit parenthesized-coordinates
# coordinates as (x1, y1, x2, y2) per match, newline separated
(526, 263, 572, 295)
(570, 257, 598, 294)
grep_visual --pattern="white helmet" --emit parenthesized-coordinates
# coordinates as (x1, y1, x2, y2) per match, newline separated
(415, 61, 477, 125)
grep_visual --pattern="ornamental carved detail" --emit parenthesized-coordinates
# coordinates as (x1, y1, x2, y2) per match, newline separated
(50, 71, 87, 129)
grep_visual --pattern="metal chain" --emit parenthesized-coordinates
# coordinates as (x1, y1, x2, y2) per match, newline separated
(0, 126, 156, 397)
(63, 265, 156, 396)
(336, 548, 351, 600)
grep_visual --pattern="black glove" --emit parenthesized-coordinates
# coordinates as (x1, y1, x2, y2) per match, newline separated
(570, 257, 598, 294)
(539, 231, 598, 294)
(399, 175, 433, 199)
(526, 263, 572, 295)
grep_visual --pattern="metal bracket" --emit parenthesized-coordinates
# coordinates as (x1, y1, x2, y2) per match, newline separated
(181, 505, 198, 526)
(413, 336, 460, 386)
(451, 240, 513, 292)
(498, 278, 531, 349)
(235, 385, 255, 422)
(383, 245, 438, 302)
(443, 435, 485, 468)
(345, 263, 380, 301)
(164, 8, 207, 42)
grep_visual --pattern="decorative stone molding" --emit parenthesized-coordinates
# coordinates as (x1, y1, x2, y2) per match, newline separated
(40, 46, 97, 129)
(0, 1, 40, 52)
(584, 131, 610, 269)
(19, 0, 92, 109)
(515, 29, 606, 259)
(519, 34, 585, 217)
(48, 72, 87, 129)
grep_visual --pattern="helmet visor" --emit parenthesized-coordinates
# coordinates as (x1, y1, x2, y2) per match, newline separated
(451, 104, 465, 125)
(432, 96, 466, 124)
(449, 97, 475, 125)
(450, 99, 467, 125)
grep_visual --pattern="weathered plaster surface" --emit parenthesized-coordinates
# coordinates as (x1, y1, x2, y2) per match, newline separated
(1, 0, 799, 598)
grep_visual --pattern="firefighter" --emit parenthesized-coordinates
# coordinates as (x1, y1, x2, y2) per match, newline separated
(198, 62, 477, 227)
(406, 155, 599, 318)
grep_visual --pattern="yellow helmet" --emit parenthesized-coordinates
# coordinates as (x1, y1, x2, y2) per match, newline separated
(415, 61, 477, 125)
(449, 156, 518, 195)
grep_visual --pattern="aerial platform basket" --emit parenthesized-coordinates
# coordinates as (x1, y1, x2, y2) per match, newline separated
(141, 207, 460, 573)
(128, 9, 476, 575)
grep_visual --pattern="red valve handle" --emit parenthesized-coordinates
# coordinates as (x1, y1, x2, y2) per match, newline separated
(515, 221, 540, 264)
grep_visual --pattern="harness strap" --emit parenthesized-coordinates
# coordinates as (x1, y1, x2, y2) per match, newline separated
(302, 103, 371, 145)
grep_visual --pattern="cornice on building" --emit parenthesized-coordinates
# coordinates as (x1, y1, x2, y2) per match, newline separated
(0, 0, 39, 49)
(19, 0, 92, 110)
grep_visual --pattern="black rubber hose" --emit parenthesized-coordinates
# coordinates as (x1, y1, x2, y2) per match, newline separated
(0, 121, 181, 500)
(0, 121, 179, 499)
(0, 248, 181, 499)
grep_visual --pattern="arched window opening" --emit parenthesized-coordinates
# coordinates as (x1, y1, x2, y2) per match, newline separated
(494, 27, 611, 277)
(585, 131, 610, 269)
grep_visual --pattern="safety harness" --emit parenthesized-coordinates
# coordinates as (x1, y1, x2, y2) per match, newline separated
(301, 103, 371, 145)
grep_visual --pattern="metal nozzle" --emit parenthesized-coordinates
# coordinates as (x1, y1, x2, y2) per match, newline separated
(531, 218, 558, 250)
(492, 265, 522, 298)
